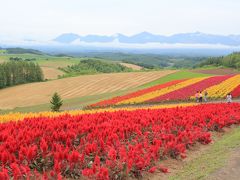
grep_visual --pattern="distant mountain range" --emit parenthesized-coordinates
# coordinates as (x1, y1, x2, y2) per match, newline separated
(54, 32, 240, 46)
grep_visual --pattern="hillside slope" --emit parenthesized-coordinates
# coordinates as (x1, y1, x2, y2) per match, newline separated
(0, 70, 176, 109)
(199, 52, 240, 69)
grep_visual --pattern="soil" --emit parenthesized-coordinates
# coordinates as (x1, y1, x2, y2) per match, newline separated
(120, 63, 143, 70)
(41, 67, 65, 79)
(190, 68, 240, 75)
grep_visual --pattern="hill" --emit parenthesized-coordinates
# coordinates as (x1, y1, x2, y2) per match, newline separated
(198, 52, 240, 70)
(90, 73, 240, 108)
(6, 48, 44, 55)
(0, 70, 175, 109)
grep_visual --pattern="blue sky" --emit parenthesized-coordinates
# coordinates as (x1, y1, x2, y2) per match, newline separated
(0, 0, 239, 40)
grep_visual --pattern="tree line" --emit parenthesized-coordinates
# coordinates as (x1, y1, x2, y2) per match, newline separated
(0, 61, 44, 89)
(198, 52, 240, 69)
(9, 57, 37, 61)
(59, 59, 132, 77)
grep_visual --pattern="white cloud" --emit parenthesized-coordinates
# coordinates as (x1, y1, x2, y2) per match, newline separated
(0, 0, 240, 39)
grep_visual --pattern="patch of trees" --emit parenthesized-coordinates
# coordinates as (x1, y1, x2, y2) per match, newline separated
(59, 59, 132, 77)
(9, 57, 36, 61)
(6, 48, 43, 55)
(74, 52, 205, 68)
(198, 52, 240, 69)
(0, 61, 44, 89)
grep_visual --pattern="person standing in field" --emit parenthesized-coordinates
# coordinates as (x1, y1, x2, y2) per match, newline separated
(199, 91, 203, 103)
(226, 93, 232, 103)
(204, 91, 208, 102)
(195, 91, 199, 102)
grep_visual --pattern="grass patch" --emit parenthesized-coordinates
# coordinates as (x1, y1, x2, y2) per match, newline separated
(169, 126, 240, 180)
(0, 88, 139, 114)
(139, 71, 211, 89)
(193, 65, 223, 70)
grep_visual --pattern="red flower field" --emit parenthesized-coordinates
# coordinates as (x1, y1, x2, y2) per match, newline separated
(0, 103, 240, 179)
(232, 85, 240, 98)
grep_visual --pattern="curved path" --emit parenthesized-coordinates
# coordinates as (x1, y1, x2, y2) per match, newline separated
(208, 147, 240, 180)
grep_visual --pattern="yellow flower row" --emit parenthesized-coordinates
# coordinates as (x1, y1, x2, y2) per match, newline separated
(117, 77, 208, 105)
(0, 103, 196, 123)
(203, 74, 240, 99)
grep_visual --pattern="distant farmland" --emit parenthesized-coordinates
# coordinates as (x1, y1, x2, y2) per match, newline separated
(41, 67, 65, 79)
(0, 70, 176, 109)
(120, 62, 143, 70)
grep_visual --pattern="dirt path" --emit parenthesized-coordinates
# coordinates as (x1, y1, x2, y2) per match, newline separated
(208, 147, 240, 180)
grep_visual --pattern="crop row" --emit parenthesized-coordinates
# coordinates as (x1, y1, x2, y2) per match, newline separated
(147, 75, 231, 102)
(117, 77, 208, 105)
(203, 75, 240, 99)
(89, 75, 240, 107)
(232, 85, 240, 98)
(90, 80, 184, 107)
(0, 103, 195, 123)
(0, 103, 240, 179)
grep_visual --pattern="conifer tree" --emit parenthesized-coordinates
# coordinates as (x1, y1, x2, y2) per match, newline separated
(50, 92, 63, 112)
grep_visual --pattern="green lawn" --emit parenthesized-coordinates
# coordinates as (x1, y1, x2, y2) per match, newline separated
(169, 126, 240, 180)
(0, 88, 139, 114)
(0, 54, 79, 68)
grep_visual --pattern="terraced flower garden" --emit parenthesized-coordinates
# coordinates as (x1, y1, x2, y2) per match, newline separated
(90, 75, 240, 108)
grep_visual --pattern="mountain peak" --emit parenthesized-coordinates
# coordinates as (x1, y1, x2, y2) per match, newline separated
(53, 32, 240, 46)
(54, 33, 80, 43)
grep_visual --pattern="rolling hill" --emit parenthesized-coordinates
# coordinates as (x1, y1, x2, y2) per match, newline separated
(0, 70, 176, 109)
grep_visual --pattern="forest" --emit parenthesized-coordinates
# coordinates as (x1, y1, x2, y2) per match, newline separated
(198, 52, 240, 69)
(0, 61, 44, 89)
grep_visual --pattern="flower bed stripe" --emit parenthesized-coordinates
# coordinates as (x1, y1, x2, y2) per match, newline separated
(0, 103, 196, 123)
(201, 74, 240, 99)
(231, 84, 240, 98)
(90, 80, 185, 107)
(147, 75, 232, 102)
(117, 77, 208, 105)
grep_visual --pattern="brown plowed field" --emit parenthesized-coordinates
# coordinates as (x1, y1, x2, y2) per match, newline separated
(120, 63, 143, 70)
(0, 70, 176, 109)
(41, 67, 65, 79)
(191, 68, 240, 75)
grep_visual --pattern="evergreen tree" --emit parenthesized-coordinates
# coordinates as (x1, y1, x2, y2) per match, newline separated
(50, 92, 63, 112)
(0, 61, 44, 89)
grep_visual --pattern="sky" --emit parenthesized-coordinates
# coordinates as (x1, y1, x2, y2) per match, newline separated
(0, 0, 239, 40)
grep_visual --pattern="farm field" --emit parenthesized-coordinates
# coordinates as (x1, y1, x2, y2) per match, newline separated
(2, 0, 240, 179)
(41, 67, 65, 79)
(0, 54, 79, 79)
(0, 53, 149, 80)
(0, 70, 176, 109)
(0, 103, 240, 179)
(120, 62, 143, 70)
(191, 67, 240, 75)
(91, 74, 240, 108)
